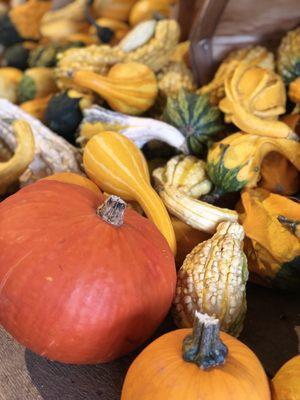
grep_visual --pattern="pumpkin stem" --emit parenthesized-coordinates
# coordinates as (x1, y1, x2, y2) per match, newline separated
(183, 312, 228, 370)
(97, 195, 126, 227)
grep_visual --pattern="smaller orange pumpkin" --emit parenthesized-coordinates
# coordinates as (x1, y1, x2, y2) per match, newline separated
(121, 312, 271, 400)
(272, 355, 300, 400)
(43, 172, 100, 196)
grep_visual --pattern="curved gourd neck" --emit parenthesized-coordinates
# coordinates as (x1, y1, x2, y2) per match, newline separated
(183, 312, 228, 370)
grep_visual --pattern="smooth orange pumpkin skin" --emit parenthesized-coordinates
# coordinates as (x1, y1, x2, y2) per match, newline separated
(121, 328, 271, 400)
(272, 355, 300, 400)
(43, 172, 101, 196)
(0, 180, 176, 364)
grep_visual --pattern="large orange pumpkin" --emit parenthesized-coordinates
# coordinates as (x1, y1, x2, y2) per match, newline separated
(0, 180, 176, 364)
(122, 312, 271, 400)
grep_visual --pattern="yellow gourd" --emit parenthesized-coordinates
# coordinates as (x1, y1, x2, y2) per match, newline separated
(20, 95, 52, 121)
(83, 131, 176, 253)
(0, 120, 35, 195)
(43, 172, 101, 197)
(73, 62, 158, 115)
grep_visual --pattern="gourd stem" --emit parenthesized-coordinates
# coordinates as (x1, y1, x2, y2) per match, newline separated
(201, 186, 224, 204)
(278, 215, 300, 237)
(97, 195, 126, 227)
(183, 312, 228, 370)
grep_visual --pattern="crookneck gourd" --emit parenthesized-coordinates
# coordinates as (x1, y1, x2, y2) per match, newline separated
(207, 132, 300, 195)
(277, 26, 300, 85)
(121, 312, 270, 400)
(198, 45, 274, 105)
(153, 155, 238, 233)
(163, 89, 224, 157)
(219, 62, 297, 140)
(72, 62, 158, 115)
(0, 120, 35, 195)
(173, 222, 248, 336)
(55, 19, 180, 87)
(0, 99, 81, 185)
(78, 105, 187, 152)
(238, 188, 300, 291)
(83, 131, 176, 253)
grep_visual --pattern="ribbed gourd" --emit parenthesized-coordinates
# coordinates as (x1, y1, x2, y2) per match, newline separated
(199, 46, 274, 105)
(83, 131, 176, 253)
(238, 188, 300, 291)
(163, 89, 224, 157)
(153, 155, 238, 233)
(0, 120, 35, 195)
(219, 62, 297, 140)
(173, 221, 248, 337)
(277, 27, 300, 85)
(207, 132, 300, 195)
(73, 62, 158, 115)
(78, 105, 187, 151)
(17, 67, 58, 103)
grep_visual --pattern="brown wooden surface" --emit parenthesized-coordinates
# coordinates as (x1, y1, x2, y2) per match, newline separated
(0, 284, 299, 400)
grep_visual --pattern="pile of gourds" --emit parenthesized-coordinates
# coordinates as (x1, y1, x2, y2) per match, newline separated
(0, 1, 299, 399)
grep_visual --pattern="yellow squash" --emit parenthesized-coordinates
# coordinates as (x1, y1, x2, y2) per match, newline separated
(83, 131, 176, 253)
(43, 172, 101, 197)
(0, 120, 35, 194)
(73, 62, 158, 115)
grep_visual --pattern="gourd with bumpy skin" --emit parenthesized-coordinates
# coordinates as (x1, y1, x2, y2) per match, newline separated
(207, 132, 300, 195)
(173, 222, 248, 336)
(78, 105, 187, 152)
(73, 62, 158, 115)
(0, 99, 81, 186)
(163, 89, 224, 157)
(83, 131, 176, 253)
(219, 62, 297, 140)
(56, 19, 180, 88)
(0, 120, 35, 195)
(198, 46, 274, 105)
(277, 27, 300, 85)
(0, 181, 176, 364)
(153, 155, 238, 233)
(238, 188, 300, 291)
(272, 355, 300, 400)
(121, 312, 271, 400)
(18, 67, 58, 103)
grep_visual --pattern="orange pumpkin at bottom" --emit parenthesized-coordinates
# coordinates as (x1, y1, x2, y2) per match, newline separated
(121, 312, 271, 400)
